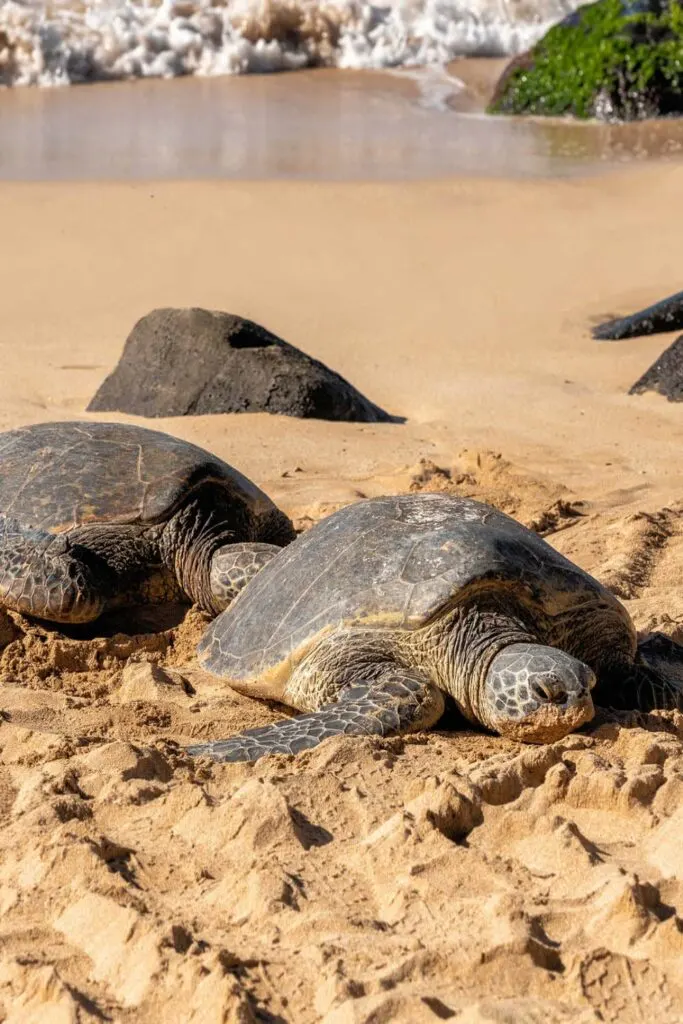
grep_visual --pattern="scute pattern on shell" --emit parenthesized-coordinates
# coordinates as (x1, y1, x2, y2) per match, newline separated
(199, 493, 626, 688)
(0, 421, 274, 532)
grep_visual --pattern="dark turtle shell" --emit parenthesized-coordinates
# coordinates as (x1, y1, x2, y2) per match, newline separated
(0, 421, 276, 533)
(199, 493, 633, 692)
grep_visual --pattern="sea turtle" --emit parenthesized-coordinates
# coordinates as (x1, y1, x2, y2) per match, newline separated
(0, 421, 295, 624)
(188, 493, 681, 762)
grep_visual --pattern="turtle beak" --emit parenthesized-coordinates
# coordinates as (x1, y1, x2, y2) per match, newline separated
(504, 689, 595, 744)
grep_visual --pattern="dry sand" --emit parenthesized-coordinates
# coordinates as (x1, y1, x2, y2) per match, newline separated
(2, 161, 683, 1022)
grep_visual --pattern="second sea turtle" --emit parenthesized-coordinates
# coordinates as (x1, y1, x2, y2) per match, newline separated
(0, 421, 295, 624)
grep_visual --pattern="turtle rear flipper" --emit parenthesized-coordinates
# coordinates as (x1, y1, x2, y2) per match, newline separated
(186, 669, 445, 763)
(0, 517, 113, 624)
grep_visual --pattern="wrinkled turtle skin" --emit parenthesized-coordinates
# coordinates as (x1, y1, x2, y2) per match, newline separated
(188, 494, 683, 763)
(0, 421, 295, 624)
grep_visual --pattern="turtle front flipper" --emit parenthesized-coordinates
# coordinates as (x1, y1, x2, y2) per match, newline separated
(596, 634, 683, 711)
(209, 542, 284, 614)
(186, 669, 445, 763)
(0, 518, 113, 624)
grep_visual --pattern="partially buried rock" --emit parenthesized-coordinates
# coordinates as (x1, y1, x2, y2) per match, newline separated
(88, 308, 397, 423)
(630, 335, 683, 401)
(593, 288, 683, 341)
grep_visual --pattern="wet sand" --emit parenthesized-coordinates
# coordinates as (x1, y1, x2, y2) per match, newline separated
(2, 79, 683, 1022)
(2, 63, 683, 180)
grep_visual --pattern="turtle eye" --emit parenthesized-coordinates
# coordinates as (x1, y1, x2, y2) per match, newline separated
(531, 679, 568, 705)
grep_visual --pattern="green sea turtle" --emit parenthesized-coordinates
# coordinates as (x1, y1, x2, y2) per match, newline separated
(0, 421, 295, 624)
(188, 493, 681, 762)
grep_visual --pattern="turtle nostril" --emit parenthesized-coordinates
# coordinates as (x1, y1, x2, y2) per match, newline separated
(531, 679, 568, 705)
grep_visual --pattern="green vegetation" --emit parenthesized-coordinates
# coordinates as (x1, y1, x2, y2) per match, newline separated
(488, 0, 683, 120)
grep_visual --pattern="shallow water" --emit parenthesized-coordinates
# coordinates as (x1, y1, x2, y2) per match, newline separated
(1, 65, 683, 180)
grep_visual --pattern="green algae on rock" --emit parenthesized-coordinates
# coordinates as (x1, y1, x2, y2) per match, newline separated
(489, 0, 683, 121)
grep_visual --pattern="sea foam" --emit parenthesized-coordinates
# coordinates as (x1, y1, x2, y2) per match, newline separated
(0, 0, 585, 87)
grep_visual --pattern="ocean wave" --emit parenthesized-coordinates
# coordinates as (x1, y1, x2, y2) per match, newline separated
(0, 0, 585, 87)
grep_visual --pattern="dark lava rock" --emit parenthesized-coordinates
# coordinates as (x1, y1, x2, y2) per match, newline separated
(593, 289, 683, 340)
(629, 334, 683, 400)
(489, 0, 683, 121)
(88, 308, 399, 423)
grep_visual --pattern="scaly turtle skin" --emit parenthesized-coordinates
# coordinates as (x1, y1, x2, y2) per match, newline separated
(0, 421, 295, 624)
(188, 493, 683, 763)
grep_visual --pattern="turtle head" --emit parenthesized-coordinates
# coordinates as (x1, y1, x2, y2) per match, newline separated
(482, 643, 595, 743)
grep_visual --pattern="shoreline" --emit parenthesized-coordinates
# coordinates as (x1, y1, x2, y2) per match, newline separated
(2, 62, 683, 181)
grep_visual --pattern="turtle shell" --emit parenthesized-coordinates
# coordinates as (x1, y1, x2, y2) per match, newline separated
(199, 493, 631, 693)
(0, 421, 275, 533)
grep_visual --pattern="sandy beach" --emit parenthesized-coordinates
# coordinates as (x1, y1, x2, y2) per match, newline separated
(2, 70, 683, 1021)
